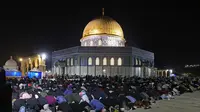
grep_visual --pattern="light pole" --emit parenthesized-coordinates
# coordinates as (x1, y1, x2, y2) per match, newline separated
(39, 53, 47, 78)
(18, 58, 23, 73)
(19, 58, 23, 62)
(41, 53, 47, 60)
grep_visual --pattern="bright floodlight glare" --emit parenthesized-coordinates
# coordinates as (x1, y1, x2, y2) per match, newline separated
(41, 53, 47, 60)
(170, 69, 173, 73)
(19, 58, 23, 62)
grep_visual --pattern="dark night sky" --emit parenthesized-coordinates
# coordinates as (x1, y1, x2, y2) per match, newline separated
(0, 4, 199, 69)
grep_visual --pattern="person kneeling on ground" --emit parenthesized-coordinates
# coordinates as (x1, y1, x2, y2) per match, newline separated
(90, 99, 106, 112)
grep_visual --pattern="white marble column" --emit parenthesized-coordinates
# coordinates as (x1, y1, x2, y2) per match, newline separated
(54, 66, 56, 74)
(56, 67, 59, 75)
(65, 67, 67, 75)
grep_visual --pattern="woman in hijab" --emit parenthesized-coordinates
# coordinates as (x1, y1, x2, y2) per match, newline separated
(64, 84, 73, 95)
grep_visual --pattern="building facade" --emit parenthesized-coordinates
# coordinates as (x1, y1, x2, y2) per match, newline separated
(52, 14, 155, 77)
(157, 69, 173, 77)
(19, 55, 46, 76)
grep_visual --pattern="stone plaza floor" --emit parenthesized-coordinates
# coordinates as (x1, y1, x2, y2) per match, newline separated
(134, 91, 200, 112)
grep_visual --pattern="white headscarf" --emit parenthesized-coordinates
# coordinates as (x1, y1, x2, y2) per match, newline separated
(19, 92, 32, 99)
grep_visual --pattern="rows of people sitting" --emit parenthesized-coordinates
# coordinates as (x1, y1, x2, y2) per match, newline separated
(8, 75, 200, 112)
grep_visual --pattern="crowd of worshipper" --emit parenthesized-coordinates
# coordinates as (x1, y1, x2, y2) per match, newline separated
(8, 75, 200, 112)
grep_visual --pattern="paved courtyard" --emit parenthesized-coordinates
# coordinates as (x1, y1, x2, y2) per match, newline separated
(134, 91, 200, 112)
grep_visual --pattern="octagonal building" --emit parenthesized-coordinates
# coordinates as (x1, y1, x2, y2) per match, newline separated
(52, 14, 155, 77)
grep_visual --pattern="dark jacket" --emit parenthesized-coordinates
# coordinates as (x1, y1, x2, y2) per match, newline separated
(58, 102, 73, 112)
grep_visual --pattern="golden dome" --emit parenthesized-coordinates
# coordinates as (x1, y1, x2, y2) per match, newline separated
(81, 16, 124, 40)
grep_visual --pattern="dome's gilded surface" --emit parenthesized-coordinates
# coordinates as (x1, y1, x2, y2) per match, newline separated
(81, 16, 124, 40)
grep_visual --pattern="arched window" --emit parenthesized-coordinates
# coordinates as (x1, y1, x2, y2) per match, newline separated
(103, 57, 107, 65)
(98, 39, 102, 46)
(117, 58, 122, 66)
(95, 57, 100, 65)
(135, 58, 138, 65)
(88, 57, 92, 65)
(67, 58, 70, 66)
(110, 57, 115, 66)
(136, 58, 139, 65)
(138, 59, 141, 65)
(90, 41, 93, 46)
(71, 58, 73, 66)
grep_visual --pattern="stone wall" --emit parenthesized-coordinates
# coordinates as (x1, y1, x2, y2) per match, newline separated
(52, 46, 155, 77)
